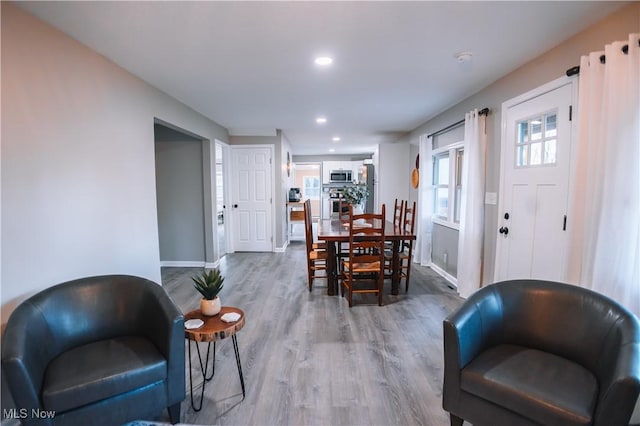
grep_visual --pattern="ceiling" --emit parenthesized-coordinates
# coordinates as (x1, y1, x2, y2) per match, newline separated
(17, 1, 626, 155)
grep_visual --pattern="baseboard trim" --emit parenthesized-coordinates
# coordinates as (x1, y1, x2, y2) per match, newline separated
(275, 241, 287, 253)
(430, 263, 458, 289)
(160, 261, 205, 267)
(160, 260, 221, 268)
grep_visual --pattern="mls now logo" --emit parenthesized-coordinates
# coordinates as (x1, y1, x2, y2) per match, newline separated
(3, 409, 56, 420)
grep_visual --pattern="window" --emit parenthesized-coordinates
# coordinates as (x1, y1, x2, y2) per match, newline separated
(433, 144, 464, 228)
(433, 153, 450, 219)
(516, 111, 557, 167)
(302, 176, 320, 199)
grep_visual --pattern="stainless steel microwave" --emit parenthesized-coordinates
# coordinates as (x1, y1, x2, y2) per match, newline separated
(330, 170, 352, 182)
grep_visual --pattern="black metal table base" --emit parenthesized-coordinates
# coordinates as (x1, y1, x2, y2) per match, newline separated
(188, 335, 245, 411)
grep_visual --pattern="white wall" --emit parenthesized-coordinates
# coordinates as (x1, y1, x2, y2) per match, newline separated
(0, 3, 229, 324)
(376, 143, 410, 222)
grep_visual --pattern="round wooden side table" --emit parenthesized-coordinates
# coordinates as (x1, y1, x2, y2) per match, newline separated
(184, 306, 246, 411)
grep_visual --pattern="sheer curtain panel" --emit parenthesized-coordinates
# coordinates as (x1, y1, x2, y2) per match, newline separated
(414, 134, 433, 266)
(567, 33, 640, 317)
(456, 110, 487, 298)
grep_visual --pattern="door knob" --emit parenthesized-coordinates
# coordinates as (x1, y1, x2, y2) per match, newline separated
(233, 204, 239, 208)
(499, 226, 509, 235)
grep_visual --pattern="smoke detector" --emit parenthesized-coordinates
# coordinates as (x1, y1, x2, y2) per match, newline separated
(455, 51, 473, 63)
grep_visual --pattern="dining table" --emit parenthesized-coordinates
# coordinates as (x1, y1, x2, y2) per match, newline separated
(317, 218, 416, 296)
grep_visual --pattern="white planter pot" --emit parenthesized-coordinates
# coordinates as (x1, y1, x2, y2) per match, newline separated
(200, 297, 221, 316)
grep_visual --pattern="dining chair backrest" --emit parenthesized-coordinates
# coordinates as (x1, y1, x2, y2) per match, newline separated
(303, 198, 327, 292)
(347, 204, 386, 265)
(304, 199, 314, 253)
(338, 198, 351, 222)
(403, 201, 417, 236)
(393, 199, 404, 228)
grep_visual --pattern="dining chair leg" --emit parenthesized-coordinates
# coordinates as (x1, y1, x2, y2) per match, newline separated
(405, 266, 411, 293)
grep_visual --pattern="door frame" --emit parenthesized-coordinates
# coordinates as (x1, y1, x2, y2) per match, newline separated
(494, 75, 578, 280)
(229, 144, 276, 252)
(215, 140, 231, 259)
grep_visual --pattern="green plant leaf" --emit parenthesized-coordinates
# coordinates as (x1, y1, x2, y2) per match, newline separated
(191, 268, 225, 300)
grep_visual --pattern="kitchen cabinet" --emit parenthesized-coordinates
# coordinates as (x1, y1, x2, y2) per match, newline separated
(352, 161, 364, 182)
(322, 161, 339, 184)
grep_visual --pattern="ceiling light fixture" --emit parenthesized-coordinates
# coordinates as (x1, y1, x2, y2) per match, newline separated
(455, 51, 473, 63)
(332, 136, 341, 142)
(314, 56, 333, 66)
(316, 117, 327, 124)
(329, 148, 336, 153)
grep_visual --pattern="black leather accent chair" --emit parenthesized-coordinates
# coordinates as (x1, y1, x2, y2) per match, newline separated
(443, 279, 640, 426)
(2, 275, 185, 426)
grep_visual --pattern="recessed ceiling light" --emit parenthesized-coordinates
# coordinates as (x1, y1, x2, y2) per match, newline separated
(316, 117, 327, 124)
(332, 136, 341, 142)
(314, 56, 333, 66)
(329, 148, 336, 153)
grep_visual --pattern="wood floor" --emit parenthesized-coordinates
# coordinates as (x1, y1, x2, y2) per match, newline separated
(152, 241, 464, 426)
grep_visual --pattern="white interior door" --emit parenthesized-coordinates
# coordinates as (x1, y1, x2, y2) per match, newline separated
(495, 79, 575, 282)
(231, 146, 273, 252)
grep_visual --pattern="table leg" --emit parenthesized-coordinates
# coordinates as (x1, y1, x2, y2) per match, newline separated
(326, 241, 337, 296)
(188, 340, 216, 411)
(232, 335, 246, 400)
(391, 240, 400, 295)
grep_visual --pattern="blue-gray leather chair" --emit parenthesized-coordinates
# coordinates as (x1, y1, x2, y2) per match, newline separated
(2, 275, 185, 426)
(443, 279, 640, 426)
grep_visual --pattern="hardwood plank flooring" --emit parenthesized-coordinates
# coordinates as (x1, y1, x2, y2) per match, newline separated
(151, 241, 464, 426)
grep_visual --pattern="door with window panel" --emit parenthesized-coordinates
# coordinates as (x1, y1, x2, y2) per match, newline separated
(496, 81, 574, 281)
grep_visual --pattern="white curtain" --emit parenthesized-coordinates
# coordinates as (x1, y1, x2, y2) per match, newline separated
(567, 33, 640, 317)
(414, 134, 433, 266)
(456, 110, 487, 298)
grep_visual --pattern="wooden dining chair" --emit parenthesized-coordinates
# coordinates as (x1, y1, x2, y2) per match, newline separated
(304, 199, 327, 291)
(337, 198, 351, 222)
(386, 199, 405, 250)
(341, 204, 386, 307)
(336, 198, 352, 271)
(386, 201, 416, 292)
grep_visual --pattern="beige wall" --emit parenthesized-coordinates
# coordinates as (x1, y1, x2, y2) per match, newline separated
(407, 2, 640, 285)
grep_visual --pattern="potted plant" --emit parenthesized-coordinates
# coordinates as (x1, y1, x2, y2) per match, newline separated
(192, 268, 224, 316)
(342, 183, 369, 214)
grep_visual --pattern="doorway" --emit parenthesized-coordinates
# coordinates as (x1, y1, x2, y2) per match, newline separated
(230, 145, 274, 252)
(154, 120, 218, 267)
(154, 123, 206, 265)
(495, 77, 576, 282)
(293, 163, 322, 218)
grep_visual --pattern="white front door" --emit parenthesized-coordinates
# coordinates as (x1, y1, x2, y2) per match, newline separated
(495, 78, 575, 282)
(231, 146, 273, 252)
